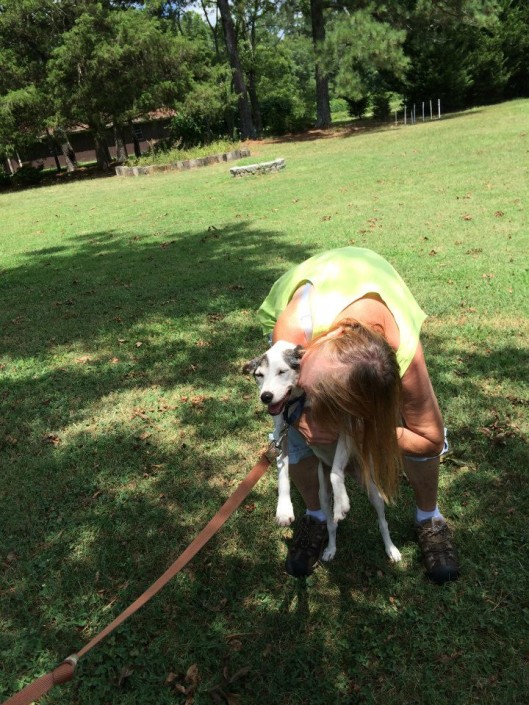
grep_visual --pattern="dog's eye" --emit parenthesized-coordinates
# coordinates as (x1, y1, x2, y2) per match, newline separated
(277, 369, 288, 375)
(254, 372, 264, 379)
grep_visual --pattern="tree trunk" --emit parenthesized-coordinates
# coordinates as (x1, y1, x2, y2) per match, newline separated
(45, 128, 62, 172)
(93, 130, 112, 169)
(55, 127, 78, 172)
(247, 70, 263, 137)
(128, 120, 142, 158)
(217, 0, 256, 139)
(310, 0, 331, 128)
(200, 0, 221, 58)
(247, 14, 262, 137)
(113, 121, 128, 163)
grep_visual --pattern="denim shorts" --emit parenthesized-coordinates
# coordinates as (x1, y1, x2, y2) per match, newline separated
(287, 425, 315, 464)
(286, 425, 449, 464)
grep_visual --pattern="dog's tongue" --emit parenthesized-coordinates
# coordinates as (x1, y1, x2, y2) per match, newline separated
(268, 401, 284, 416)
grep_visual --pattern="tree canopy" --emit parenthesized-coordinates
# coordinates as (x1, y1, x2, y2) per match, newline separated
(0, 0, 526, 169)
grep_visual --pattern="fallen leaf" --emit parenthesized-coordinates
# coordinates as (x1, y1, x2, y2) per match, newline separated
(75, 356, 91, 364)
(186, 664, 199, 687)
(228, 666, 250, 682)
(117, 665, 133, 687)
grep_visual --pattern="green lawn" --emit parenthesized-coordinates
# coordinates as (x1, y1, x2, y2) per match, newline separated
(1, 100, 528, 705)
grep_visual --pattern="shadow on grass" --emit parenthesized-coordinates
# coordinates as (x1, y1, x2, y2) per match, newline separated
(1, 229, 527, 704)
(260, 107, 484, 149)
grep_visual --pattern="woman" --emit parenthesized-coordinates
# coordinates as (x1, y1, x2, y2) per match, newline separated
(257, 247, 459, 584)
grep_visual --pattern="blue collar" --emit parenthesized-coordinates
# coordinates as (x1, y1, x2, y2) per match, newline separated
(283, 392, 306, 426)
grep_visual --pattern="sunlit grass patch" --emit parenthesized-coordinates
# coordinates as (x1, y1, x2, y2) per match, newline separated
(1, 100, 528, 705)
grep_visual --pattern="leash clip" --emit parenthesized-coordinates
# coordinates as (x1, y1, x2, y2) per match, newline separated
(266, 428, 286, 460)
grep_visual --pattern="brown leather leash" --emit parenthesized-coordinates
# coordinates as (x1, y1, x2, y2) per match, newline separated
(3, 450, 272, 705)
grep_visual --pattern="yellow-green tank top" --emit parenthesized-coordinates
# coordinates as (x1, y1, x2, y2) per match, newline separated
(256, 247, 426, 376)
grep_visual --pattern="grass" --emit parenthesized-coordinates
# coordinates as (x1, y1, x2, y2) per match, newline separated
(1, 100, 528, 705)
(126, 139, 242, 167)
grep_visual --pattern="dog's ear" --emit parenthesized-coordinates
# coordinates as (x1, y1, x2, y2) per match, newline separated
(283, 345, 305, 370)
(242, 356, 261, 375)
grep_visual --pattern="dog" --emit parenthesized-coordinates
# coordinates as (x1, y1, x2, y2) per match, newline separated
(243, 340, 401, 563)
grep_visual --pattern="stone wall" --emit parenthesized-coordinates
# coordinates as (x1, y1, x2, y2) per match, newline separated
(229, 158, 285, 177)
(115, 148, 251, 177)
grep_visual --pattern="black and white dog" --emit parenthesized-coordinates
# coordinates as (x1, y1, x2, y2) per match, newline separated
(243, 340, 401, 563)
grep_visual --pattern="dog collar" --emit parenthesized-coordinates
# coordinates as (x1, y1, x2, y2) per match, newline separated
(283, 392, 306, 426)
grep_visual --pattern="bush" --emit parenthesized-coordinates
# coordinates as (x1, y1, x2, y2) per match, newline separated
(125, 139, 239, 168)
(0, 170, 12, 191)
(330, 98, 348, 115)
(168, 77, 236, 149)
(11, 165, 43, 188)
(372, 93, 391, 121)
(260, 94, 312, 135)
(345, 96, 369, 119)
(170, 113, 209, 150)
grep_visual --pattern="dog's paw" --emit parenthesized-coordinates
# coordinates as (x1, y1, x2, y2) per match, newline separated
(332, 489, 350, 522)
(275, 500, 295, 526)
(386, 545, 402, 563)
(322, 545, 336, 562)
(333, 498, 350, 522)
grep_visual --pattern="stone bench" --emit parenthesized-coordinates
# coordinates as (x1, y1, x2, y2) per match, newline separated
(115, 148, 251, 177)
(229, 158, 285, 177)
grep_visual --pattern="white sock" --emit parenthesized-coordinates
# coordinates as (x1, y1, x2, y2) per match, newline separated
(306, 509, 327, 523)
(416, 505, 444, 523)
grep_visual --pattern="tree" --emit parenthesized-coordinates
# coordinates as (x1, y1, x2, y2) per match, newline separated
(216, 0, 256, 138)
(322, 7, 409, 114)
(310, 0, 331, 128)
(0, 0, 81, 168)
(47, 5, 204, 168)
(499, 0, 529, 98)
(401, 0, 506, 110)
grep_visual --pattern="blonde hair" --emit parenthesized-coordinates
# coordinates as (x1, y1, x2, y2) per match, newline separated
(307, 319, 402, 500)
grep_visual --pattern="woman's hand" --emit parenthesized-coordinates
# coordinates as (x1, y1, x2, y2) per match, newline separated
(295, 408, 339, 445)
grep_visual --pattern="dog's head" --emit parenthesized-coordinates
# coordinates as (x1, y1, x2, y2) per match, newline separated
(243, 341, 305, 416)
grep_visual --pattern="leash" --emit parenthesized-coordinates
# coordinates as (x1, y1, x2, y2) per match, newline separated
(3, 449, 272, 705)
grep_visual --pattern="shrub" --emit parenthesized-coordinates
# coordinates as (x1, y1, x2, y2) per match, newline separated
(330, 98, 349, 115)
(0, 170, 12, 191)
(345, 96, 369, 119)
(260, 94, 312, 135)
(372, 93, 391, 121)
(12, 165, 43, 187)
